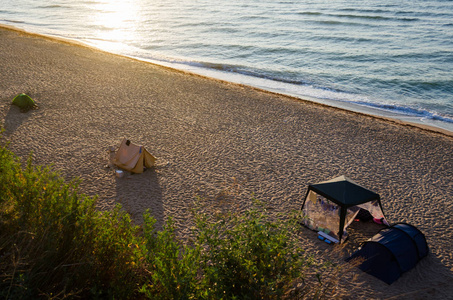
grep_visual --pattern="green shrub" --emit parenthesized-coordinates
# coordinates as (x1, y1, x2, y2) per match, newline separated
(192, 200, 309, 299)
(0, 132, 141, 299)
(138, 199, 322, 300)
(140, 214, 201, 299)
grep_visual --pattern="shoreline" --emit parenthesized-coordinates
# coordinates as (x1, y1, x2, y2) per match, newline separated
(1, 25, 453, 299)
(2, 23, 452, 138)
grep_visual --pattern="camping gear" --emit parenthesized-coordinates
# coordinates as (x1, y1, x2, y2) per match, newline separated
(318, 231, 338, 244)
(113, 138, 156, 173)
(346, 223, 428, 284)
(12, 93, 37, 111)
(300, 176, 388, 243)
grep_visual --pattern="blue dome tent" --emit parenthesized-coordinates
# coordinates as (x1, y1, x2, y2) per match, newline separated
(346, 223, 429, 284)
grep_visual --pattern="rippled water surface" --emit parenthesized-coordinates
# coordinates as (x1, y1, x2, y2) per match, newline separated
(1, 0, 452, 131)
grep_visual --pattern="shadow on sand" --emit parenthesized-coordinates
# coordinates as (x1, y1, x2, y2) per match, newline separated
(115, 167, 164, 231)
(2, 104, 33, 136)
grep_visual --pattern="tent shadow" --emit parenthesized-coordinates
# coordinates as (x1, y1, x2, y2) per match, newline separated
(342, 220, 388, 255)
(390, 252, 453, 298)
(115, 167, 164, 231)
(2, 104, 32, 136)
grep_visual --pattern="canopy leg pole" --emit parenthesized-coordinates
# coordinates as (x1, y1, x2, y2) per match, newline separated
(338, 207, 347, 242)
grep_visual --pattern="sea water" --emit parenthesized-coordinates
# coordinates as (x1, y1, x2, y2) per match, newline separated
(1, 0, 452, 132)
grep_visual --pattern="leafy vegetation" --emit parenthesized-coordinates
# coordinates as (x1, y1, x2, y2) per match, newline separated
(0, 130, 350, 299)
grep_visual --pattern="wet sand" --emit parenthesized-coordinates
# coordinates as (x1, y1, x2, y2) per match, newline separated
(1, 26, 452, 299)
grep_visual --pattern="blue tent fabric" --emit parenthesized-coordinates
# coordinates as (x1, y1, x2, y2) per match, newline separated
(346, 223, 428, 284)
(393, 223, 429, 259)
(372, 228, 419, 273)
(353, 242, 401, 285)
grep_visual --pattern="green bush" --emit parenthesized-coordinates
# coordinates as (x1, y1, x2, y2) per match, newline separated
(0, 132, 141, 298)
(191, 200, 307, 299)
(140, 214, 201, 299)
(139, 201, 312, 300)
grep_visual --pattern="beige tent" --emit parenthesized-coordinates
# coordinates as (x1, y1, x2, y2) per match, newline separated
(113, 138, 156, 173)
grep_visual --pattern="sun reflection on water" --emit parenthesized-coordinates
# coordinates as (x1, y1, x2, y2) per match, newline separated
(91, 0, 141, 52)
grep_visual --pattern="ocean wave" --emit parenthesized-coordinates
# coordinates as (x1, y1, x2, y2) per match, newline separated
(1, 19, 25, 24)
(347, 101, 453, 123)
(298, 11, 418, 22)
(189, 61, 316, 85)
(298, 12, 322, 16)
(36, 5, 65, 9)
(337, 8, 392, 14)
(308, 34, 375, 44)
(311, 20, 370, 27)
(334, 14, 419, 22)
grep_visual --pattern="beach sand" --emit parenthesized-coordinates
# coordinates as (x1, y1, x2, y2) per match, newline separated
(1, 26, 452, 299)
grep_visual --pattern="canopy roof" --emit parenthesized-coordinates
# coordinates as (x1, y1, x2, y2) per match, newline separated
(309, 176, 380, 207)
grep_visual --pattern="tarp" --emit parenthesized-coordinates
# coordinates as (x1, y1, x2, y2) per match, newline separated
(113, 138, 156, 173)
(301, 176, 387, 242)
(346, 223, 428, 284)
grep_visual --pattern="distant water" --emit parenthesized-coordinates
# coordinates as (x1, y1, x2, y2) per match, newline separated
(1, 0, 453, 132)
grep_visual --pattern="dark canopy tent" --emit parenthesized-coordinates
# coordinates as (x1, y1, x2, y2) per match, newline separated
(346, 223, 429, 284)
(301, 176, 387, 243)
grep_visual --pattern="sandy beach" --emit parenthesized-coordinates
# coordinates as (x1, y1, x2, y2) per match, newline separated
(1, 26, 453, 299)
